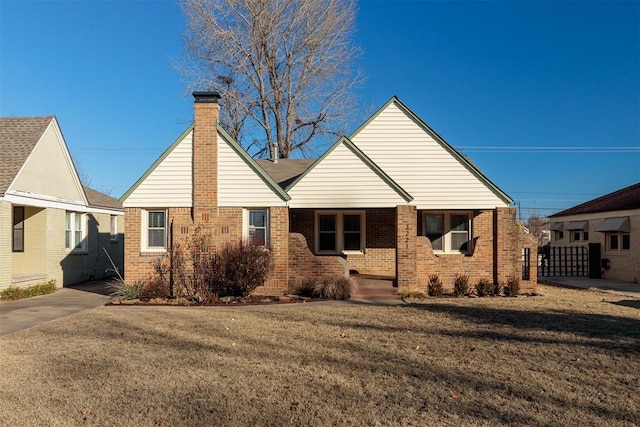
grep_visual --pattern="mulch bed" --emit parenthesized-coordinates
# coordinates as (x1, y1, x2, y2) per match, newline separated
(106, 294, 324, 306)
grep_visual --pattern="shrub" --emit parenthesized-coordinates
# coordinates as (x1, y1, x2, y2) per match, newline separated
(399, 286, 427, 299)
(427, 274, 444, 297)
(475, 278, 494, 297)
(504, 276, 521, 297)
(0, 280, 57, 301)
(453, 273, 470, 297)
(494, 281, 504, 296)
(108, 280, 143, 300)
(139, 278, 170, 299)
(292, 276, 352, 300)
(206, 242, 273, 298)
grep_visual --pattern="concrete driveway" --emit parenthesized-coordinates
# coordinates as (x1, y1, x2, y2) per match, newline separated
(0, 280, 113, 336)
(540, 276, 640, 298)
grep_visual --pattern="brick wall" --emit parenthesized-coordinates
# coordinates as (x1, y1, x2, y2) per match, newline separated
(124, 207, 193, 284)
(289, 208, 396, 276)
(288, 233, 348, 290)
(411, 207, 537, 294)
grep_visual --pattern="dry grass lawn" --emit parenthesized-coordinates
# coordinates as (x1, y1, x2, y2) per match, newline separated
(1, 284, 639, 426)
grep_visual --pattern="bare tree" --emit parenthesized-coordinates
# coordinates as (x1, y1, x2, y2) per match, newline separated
(180, 0, 363, 159)
(526, 214, 549, 247)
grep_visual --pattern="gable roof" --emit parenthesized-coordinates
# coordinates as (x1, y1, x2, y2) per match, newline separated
(83, 186, 122, 210)
(550, 182, 640, 217)
(350, 96, 513, 205)
(0, 116, 54, 195)
(120, 123, 290, 203)
(286, 136, 413, 202)
(256, 159, 316, 189)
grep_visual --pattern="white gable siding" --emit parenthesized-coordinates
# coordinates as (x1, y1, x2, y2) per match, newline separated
(11, 122, 85, 203)
(288, 142, 408, 208)
(218, 135, 286, 207)
(123, 131, 193, 207)
(351, 102, 509, 209)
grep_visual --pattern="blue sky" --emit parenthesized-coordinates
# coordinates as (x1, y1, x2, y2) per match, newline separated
(1, 0, 638, 219)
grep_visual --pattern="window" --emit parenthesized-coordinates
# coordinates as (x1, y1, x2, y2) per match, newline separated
(555, 231, 564, 241)
(316, 211, 365, 254)
(12, 206, 24, 252)
(65, 211, 87, 251)
(247, 209, 269, 246)
(110, 215, 118, 241)
(570, 230, 588, 242)
(423, 211, 471, 253)
(147, 211, 167, 249)
(608, 232, 630, 252)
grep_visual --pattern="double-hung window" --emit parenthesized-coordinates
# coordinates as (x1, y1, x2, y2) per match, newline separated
(316, 211, 364, 254)
(65, 211, 87, 252)
(247, 209, 269, 246)
(608, 232, 630, 252)
(423, 211, 471, 253)
(146, 210, 167, 250)
(12, 206, 24, 252)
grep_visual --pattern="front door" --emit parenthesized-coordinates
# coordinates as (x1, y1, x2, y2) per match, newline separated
(588, 243, 601, 279)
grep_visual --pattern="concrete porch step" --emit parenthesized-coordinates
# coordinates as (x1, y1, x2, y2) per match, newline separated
(351, 274, 400, 300)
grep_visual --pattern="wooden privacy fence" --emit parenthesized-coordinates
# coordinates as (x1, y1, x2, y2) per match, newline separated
(538, 246, 589, 277)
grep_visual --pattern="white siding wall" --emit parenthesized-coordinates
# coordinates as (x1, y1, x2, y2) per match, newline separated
(351, 102, 509, 209)
(11, 122, 85, 203)
(123, 132, 193, 207)
(218, 135, 287, 207)
(288, 142, 407, 208)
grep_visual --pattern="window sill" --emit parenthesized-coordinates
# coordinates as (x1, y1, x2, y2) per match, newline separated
(433, 251, 469, 256)
(141, 248, 167, 253)
(342, 250, 364, 256)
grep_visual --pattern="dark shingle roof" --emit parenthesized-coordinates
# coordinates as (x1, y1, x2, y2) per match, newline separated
(550, 182, 640, 217)
(256, 158, 316, 189)
(83, 186, 123, 210)
(0, 116, 54, 194)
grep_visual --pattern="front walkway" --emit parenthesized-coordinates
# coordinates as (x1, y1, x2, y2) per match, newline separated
(0, 280, 112, 336)
(539, 277, 640, 298)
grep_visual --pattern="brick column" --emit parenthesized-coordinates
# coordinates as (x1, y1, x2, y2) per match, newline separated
(192, 92, 220, 229)
(494, 207, 518, 284)
(396, 205, 417, 288)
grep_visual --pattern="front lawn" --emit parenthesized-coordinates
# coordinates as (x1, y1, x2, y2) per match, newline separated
(1, 285, 638, 426)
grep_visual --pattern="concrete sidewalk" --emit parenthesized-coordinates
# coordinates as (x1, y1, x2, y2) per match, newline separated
(0, 281, 112, 336)
(539, 276, 640, 298)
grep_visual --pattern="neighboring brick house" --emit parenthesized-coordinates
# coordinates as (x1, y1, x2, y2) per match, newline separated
(0, 116, 124, 289)
(121, 93, 536, 294)
(549, 182, 640, 283)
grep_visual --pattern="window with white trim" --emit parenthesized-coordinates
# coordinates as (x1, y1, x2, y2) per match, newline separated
(143, 210, 167, 251)
(423, 211, 472, 253)
(607, 232, 630, 252)
(65, 211, 87, 252)
(315, 211, 364, 254)
(246, 209, 269, 246)
(110, 215, 118, 241)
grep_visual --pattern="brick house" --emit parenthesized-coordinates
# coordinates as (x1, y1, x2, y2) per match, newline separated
(0, 116, 124, 289)
(121, 93, 536, 294)
(549, 182, 639, 282)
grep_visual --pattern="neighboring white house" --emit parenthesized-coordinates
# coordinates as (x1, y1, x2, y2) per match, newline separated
(0, 116, 124, 289)
(549, 182, 640, 283)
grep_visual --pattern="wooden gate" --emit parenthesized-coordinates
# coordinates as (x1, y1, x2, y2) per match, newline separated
(538, 246, 589, 277)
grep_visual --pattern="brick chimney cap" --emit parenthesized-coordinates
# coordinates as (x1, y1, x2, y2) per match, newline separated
(192, 92, 221, 103)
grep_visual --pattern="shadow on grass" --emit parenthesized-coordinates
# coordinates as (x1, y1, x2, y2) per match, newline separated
(37, 306, 640, 426)
(403, 302, 640, 349)
(610, 299, 640, 310)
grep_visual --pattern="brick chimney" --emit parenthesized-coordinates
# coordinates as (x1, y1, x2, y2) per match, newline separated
(192, 92, 221, 225)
